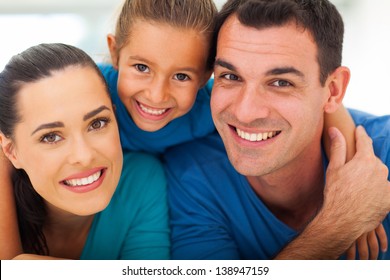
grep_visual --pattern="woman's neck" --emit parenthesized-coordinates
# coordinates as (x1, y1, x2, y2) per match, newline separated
(43, 205, 94, 259)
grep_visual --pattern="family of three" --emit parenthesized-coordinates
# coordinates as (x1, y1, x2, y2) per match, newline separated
(0, 0, 389, 260)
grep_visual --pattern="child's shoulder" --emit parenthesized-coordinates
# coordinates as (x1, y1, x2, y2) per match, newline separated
(196, 78, 214, 99)
(97, 63, 118, 79)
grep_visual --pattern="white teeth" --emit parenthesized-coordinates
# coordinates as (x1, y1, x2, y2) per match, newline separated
(236, 128, 278, 142)
(65, 170, 102, 187)
(139, 103, 167, 116)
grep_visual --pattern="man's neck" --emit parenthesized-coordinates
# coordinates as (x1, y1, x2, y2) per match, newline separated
(247, 146, 325, 231)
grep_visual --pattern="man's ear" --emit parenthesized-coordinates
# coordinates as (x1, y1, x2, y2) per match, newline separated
(324, 66, 351, 114)
(0, 134, 21, 169)
(107, 34, 119, 69)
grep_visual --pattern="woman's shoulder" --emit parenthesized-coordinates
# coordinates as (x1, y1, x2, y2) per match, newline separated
(118, 152, 166, 194)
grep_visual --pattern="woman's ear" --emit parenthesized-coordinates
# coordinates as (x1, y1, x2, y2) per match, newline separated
(324, 66, 351, 113)
(107, 34, 119, 69)
(0, 134, 21, 169)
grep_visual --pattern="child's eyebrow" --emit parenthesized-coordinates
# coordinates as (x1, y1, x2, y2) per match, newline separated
(129, 55, 200, 74)
(129, 55, 152, 64)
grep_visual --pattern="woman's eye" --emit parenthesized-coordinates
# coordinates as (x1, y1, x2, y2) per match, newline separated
(40, 133, 62, 144)
(135, 64, 149, 73)
(174, 73, 189, 81)
(89, 118, 110, 131)
(271, 80, 292, 87)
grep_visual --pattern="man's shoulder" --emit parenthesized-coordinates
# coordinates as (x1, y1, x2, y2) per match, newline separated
(349, 108, 390, 165)
(349, 108, 390, 137)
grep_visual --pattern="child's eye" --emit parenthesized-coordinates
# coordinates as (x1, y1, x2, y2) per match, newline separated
(174, 73, 189, 81)
(135, 64, 149, 73)
(88, 118, 111, 131)
(271, 80, 292, 87)
(40, 133, 62, 144)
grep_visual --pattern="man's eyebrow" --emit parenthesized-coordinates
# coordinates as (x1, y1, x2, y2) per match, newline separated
(266, 67, 304, 78)
(83, 105, 111, 121)
(31, 122, 64, 136)
(214, 59, 237, 72)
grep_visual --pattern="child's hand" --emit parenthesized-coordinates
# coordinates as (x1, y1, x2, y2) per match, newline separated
(345, 224, 388, 259)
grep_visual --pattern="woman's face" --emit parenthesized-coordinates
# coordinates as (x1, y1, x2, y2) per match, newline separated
(9, 66, 123, 216)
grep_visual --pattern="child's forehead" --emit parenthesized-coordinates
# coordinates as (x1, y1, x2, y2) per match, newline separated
(131, 18, 209, 37)
(116, 19, 211, 73)
(127, 20, 211, 49)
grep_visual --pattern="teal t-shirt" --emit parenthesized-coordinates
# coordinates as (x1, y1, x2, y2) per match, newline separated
(80, 152, 170, 259)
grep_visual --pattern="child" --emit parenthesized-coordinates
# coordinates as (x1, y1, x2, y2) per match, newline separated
(0, 43, 169, 259)
(100, 0, 217, 153)
(0, 0, 385, 259)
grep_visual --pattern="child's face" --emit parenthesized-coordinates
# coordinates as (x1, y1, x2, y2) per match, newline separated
(7, 66, 123, 216)
(109, 20, 211, 132)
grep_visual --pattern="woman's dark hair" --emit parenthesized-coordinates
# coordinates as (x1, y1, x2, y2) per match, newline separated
(0, 43, 109, 255)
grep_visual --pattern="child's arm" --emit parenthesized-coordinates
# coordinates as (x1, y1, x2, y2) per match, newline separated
(323, 104, 356, 161)
(0, 149, 22, 259)
(323, 105, 388, 259)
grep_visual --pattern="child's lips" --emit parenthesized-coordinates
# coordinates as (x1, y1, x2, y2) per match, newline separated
(135, 101, 172, 120)
(138, 102, 169, 116)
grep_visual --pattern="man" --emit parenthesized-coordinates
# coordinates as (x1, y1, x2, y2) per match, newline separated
(164, 0, 390, 259)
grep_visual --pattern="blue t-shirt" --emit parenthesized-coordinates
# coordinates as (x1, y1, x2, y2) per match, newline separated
(80, 152, 170, 260)
(164, 109, 390, 259)
(99, 64, 215, 154)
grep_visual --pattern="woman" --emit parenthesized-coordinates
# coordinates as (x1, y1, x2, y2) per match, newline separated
(0, 43, 169, 259)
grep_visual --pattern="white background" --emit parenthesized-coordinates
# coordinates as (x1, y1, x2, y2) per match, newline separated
(0, 0, 388, 116)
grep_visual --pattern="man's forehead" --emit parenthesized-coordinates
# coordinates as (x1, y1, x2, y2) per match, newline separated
(217, 15, 317, 60)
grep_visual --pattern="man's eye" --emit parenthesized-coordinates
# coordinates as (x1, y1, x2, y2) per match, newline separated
(135, 64, 149, 73)
(174, 73, 189, 81)
(40, 133, 62, 144)
(271, 80, 292, 87)
(222, 73, 239, 81)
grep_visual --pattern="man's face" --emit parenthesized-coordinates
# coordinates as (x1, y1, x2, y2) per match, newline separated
(211, 16, 330, 177)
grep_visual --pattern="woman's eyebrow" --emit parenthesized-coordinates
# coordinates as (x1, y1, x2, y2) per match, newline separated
(83, 105, 111, 121)
(31, 122, 64, 136)
(31, 105, 111, 136)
